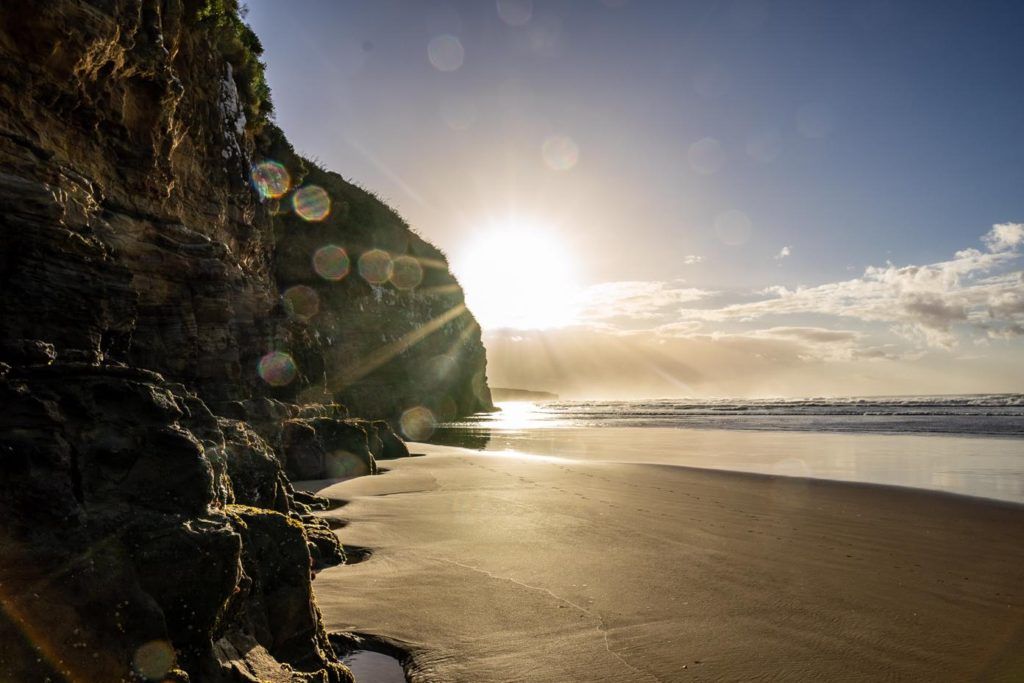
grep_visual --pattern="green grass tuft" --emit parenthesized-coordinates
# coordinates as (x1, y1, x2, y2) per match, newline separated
(194, 0, 274, 127)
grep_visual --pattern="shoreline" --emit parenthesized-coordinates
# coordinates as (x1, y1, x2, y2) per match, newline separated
(429, 426, 1024, 504)
(306, 443, 1024, 681)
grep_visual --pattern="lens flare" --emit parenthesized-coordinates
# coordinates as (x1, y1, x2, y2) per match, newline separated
(400, 406, 437, 441)
(497, 0, 532, 26)
(426, 354, 457, 383)
(542, 135, 579, 171)
(359, 249, 394, 285)
(133, 640, 175, 680)
(688, 137, 726, 175)
(283, 285, 320, 320)
(439, 95, 478, 130)
(251, 161, 290, 199)
(715, 209, 753, 246)
(292, 185, 331, 221)
(436, 395, 458, 421)
(324, 450, 369, 478)
(428, 35, 464, 71)
(258, 351, 297, 387)
(390, 255, 424, 290)
(313, 245, 351, 281)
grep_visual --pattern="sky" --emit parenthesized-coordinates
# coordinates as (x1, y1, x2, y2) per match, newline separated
(246, 0, 1024, 398)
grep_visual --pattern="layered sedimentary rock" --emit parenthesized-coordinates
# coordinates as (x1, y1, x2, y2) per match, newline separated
(0, 0, 491, 680)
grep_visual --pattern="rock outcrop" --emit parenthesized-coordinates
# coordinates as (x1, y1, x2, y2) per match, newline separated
(0, 0, 491, 680)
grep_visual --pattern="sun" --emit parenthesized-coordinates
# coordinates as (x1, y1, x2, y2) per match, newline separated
(453, 223, 579, 330)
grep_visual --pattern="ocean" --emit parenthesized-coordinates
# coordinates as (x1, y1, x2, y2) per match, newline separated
(432, 395, 1024, 503)
(447, 394, 1024, 437)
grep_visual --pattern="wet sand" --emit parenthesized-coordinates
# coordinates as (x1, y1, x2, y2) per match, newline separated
(309, 444, 1024, 681)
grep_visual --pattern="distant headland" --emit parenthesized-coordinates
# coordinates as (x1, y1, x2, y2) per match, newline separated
(490, 387, 559, 402)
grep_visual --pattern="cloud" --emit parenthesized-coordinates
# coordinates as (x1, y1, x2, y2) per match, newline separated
(482, 325, 1020, 399)
(677, 223, 1024, 348)
(754, 326, 859, 344)
(774, 246, 792, 260)
(576, 280, 712, 323)
(683, 254, 705, 264)
(982, 222, 1024, 253)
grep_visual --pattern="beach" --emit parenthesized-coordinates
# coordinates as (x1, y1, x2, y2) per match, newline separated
(308, 439, 1024, 682)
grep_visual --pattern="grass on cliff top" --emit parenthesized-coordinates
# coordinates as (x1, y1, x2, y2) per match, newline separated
(195, 0, 272, 126)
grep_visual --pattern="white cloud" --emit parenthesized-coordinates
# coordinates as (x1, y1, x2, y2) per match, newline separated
(683, 254, 705, 264)
(754, 326, 858, 344)
(576, 280, 712, 323)
(677, 223, 1024, 348)
(774, 245, 792, 260)
(482, 325, 1021, 399)
(982, 222, 1024, 253)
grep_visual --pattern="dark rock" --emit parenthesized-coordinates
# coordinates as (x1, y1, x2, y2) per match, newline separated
(354, 419, 386, 460)
(0, 338, 56, 365)
(0, 0, 490, 679)
(292, 490, 333, 511)
(280, 418, 376, 480)
(226, 506, 350, 682)
(374, 420, 411, 460)
(220, 419, 291, 513)
(127, 513, 243, 669)
(304, 516, 346, 570)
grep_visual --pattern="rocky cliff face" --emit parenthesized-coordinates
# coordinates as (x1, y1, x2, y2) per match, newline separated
(0, 0, 490, 680)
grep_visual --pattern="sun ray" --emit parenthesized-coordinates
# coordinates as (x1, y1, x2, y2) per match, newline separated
(334, 303, 469, 390)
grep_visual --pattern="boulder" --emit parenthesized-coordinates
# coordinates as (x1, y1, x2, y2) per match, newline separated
(374, 420, 411, 460)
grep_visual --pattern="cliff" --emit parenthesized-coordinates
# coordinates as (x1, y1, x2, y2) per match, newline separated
(490, 388, 560, 402)
(0, 1, 490, 680)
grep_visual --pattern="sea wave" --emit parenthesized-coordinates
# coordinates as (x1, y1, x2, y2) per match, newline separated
(445, 394, 1024, 438)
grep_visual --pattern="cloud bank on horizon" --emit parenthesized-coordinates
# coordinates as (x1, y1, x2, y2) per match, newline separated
(487, 223, 1024, 398)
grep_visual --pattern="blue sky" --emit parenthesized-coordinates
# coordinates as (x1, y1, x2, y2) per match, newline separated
(247, 0, 1024, 396)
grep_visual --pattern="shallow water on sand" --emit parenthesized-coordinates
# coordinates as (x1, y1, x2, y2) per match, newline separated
(433, 419, 1024, 504)
(341, 650, 405, 682)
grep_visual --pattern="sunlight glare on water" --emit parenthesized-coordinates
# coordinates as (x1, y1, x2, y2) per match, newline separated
(436, 398, 1024, 503)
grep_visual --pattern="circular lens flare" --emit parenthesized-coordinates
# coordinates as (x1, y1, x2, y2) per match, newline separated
(688, 137, 726, 175)
(715, 209, 753, 246)
(400, 406, 437, 441)
(428, 35, 464, 71)
(497, 0, 532, 26)
(390, 255, 424, 290)
(359, 249, 394, 285)
(313, 245, 350, 281)
(439, 95, 478, 130)
(283, 285, 319, 320)
(292, 185, 331, 221)
(133, 640, 175, 680)
(542, 135, 580, 171)
(251, 161, 290, 199)
(258, 351, 297, 387)
(426, 354, 457, 384)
